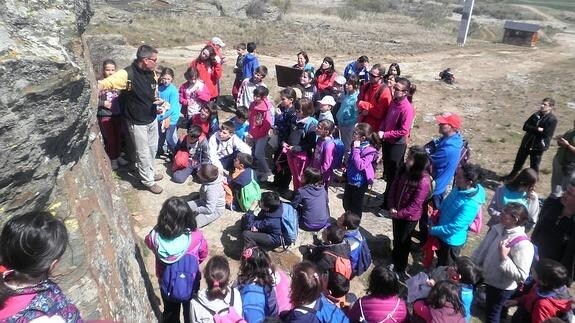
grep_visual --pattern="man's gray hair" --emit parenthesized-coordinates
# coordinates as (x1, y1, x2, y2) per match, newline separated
(136, 45, 158, 61)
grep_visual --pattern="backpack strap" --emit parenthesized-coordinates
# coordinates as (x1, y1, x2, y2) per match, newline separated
(359, 298, 366, 321)
(507, 235, 530, 248)
(379, 297, 401, 323)
(195, 288, 235, 316)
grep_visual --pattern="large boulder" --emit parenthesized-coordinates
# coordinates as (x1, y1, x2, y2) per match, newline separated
(0, 0, 155, 320)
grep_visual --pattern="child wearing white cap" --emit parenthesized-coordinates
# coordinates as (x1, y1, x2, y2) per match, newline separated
(317, 95, 335, 123)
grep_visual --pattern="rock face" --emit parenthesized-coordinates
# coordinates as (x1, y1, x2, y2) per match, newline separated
(0, 0, 155, 321)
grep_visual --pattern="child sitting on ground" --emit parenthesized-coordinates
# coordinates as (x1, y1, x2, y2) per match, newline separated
(172, 125, 210, 184)
(305, 225, 352, 281)
(187, 164, 226, 227)
(241, 192, 284, 250)
(413, 280, 466, 323)
(191, 256, 243, 322)
(505, 259, 573, 323)
(292, 167, 329, 232)
(208, 121, 251, 174)
(426, 256, 482, 322)
(229, 153, 261, 212)
(228, 105, 249, 141)
(192, 102, 219, 138)
(337, 211, 372, 278)
(324, 272, 354, 310)
(237, 65, 268, 108)
(317, 95, 335, 122)
(347, 265, 409, 322)
(312, 119, 337, 188)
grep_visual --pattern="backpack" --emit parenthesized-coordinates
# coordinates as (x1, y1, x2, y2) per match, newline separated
(346, 234, 372, 277)
(325, 137, 346, 170)
(273, 269, 293, 313)
(468, 207, 483, 234)
(238, 171, 262, 212)
(507, 234, 539, 269)
(296, 295, 350, 323)
(280, 203, 299, 247)
(195, 289, 247, 323)
(458, 140, 471, 169)
(160, 253, 200, 302)
(323, 251, 353, 280)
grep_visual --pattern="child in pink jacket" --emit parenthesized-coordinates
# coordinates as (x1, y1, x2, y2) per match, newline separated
(247, 86, 274, 182)
(145, 197, 209, 323)
(312, 119, 337, 188)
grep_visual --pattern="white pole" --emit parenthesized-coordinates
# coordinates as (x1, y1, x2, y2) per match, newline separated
(457, 0, 475, 46)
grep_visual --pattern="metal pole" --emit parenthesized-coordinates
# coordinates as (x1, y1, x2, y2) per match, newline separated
(457, 0, 475, 46)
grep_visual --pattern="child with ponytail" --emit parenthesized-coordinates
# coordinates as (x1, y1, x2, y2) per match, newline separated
(191, 256, 243, 322)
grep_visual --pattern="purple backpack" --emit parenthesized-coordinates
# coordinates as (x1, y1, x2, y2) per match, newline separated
(160, 253, 200, 302)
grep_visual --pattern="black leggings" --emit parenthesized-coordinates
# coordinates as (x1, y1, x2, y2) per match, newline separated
(382, 143, 407, 207)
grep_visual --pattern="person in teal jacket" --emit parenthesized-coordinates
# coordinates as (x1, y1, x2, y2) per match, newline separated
(335, 75, 360, 162)
(430, 163, 485, 266)
(157, 67, 181, 157)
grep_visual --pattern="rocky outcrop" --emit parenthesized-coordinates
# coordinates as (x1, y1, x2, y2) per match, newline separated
(0, 0, 155, 321)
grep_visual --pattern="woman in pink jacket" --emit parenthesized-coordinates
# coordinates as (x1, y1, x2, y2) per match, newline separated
(247, 86, 274, 182)
(145, 197, 209, 323)
(347, 265, 409, 322)
(189, 46, 223, 100)
(378, 77, 417, 210)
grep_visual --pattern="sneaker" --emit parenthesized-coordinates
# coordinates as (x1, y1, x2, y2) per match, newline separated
(110, 159, 119, 170)
(376, 208, 392, 218)
(154, 173, 164, 181)
(148, 184, 163, 194)
(117, 156, 129, 166)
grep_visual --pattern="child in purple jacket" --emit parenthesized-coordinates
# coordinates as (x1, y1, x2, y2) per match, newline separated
(387, 146, 432, 277)
(292, 167, 329, 231)
(312, 119, 337, 189)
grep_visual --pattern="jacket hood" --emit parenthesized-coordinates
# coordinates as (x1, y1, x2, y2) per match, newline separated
(244, 53, 257, 63)
(457, 184, 486, 205)
(205, 174, 224, 186)
(301, 184, 325, 198)
(267, 204, 284, 219)
(537, 285, 573, 312)
(441, 131, 463, 148)
(152, 231, 191, 263)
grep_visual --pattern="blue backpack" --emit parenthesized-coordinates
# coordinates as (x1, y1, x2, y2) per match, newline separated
(160, 253, 200, 302)
(280, 203, 298, 248)
(295, 295, 350, 323)
(325, 137, 346, 170)
(346, 233, 372, 277)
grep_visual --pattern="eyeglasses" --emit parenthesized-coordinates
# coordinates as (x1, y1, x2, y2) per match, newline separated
(145, 57, 158, 62)
(369, 73, 380, 78)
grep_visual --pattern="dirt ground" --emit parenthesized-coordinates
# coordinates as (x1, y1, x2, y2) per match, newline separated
(88, 1, 575, 320)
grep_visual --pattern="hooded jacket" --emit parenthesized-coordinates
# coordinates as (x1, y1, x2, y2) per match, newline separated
(308, 242, 351, 275)
(189, 59, 222, 99)
(242, 53, 260, 80)
(336, 91, 359, 126)
(144, 229, 209, 279)
(429, 132, 464, 196)
(516, 284, 573, 323)
(157, 83, 181, 127)
(292, 184, 329, 231)
(0, 280, 83, 322)
(238, 282, 278, 323)
(347, 295, 409, 323)
(471, 223, 534, 291)
(487, 184, 540, 228)
(430, 184, 486, 246)
(248, 98, 273, 140)
(387, 170, 432, 222)
(244, 204, 284, 246)
(346, 143, 378, 186)
(194, 174, 226, 218)
(357, 82, 392, 131)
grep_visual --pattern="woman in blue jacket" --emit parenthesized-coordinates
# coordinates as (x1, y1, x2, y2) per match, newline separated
(157, 67, 181, 157)
(430, 163, 485, 266)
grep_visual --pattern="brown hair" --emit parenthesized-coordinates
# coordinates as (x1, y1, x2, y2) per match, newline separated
(289, 261, 323, 307)
(204, 256, 231, 300)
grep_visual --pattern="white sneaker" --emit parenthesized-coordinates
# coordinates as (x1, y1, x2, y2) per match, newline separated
(117, 156, 129, 166)
(110, 159, 119, 170)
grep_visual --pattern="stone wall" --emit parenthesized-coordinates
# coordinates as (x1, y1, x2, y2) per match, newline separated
(0, 0, 156, 320)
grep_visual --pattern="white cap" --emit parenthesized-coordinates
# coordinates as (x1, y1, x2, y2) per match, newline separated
(211, 37, 225, 48)
(318, 95, 336, 106)
(334, 75, 347, 85)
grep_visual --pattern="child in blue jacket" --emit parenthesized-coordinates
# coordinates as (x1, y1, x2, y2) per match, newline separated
(157, 67, 181, 157)
(241, 192, 283, 250)
(430, 163, 486, 266)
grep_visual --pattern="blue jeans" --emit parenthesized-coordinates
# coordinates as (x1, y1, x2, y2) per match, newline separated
(158, 123, 178, 154)
(485, 284, 515, 323)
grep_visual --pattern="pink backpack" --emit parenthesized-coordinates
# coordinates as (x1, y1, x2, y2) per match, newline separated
(468, 207, 483, 234)
(274, 269, 292, 313)
(196, 290, 247, 323)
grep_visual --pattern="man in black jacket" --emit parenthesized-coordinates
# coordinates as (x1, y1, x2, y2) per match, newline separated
(505, 98, 558, 179)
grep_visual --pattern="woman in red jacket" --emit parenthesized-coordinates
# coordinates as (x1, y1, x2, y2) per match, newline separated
(315, 56, 337, 97)
(189, 46, 223, 100)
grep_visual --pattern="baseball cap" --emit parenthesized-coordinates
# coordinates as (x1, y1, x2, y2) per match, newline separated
(334, 75, 347, 85)
(318, 95, 336, 106)
(435, 112, 462, 129)
(211, 37, 225, 48)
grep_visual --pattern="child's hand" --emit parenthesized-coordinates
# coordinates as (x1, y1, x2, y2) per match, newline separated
(504, 299, 518, 307)
(426, 279, 436, 286)
(500, 239, 511, 259)
(389, 208, 398, 217)
(353, 140, 360, 148)
(250, 226, 258, 232)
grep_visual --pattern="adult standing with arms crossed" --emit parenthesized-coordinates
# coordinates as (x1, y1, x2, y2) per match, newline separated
(99, 45, 164, 194)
